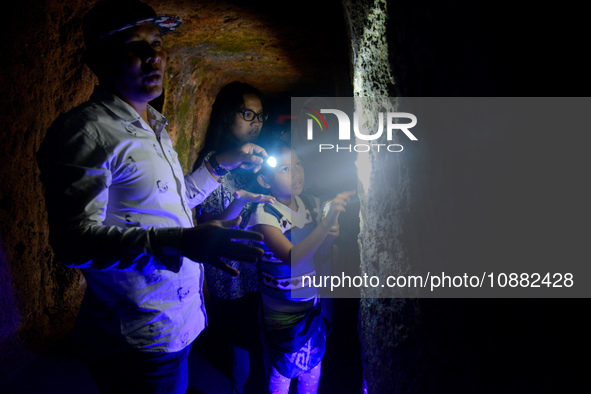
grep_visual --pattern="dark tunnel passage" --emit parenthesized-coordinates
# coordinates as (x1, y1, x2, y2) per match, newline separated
(0, 0, 588, 393)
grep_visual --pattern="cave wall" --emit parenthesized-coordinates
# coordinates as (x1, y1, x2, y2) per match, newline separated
(1, 0, 96, 354)
(345, 0, 586, 392)
(343, 1, 421, 391)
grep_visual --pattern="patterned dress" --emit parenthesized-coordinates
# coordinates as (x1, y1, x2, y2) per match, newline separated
(196, 163, 259, 299)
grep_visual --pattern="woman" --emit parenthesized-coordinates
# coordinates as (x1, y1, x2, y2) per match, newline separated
(195, 81, 271, 393)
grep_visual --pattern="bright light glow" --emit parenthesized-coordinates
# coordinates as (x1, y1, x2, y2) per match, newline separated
(354, 99, 372, 196)
(355, 149, 371, 196)
(267, 156, 277, 167)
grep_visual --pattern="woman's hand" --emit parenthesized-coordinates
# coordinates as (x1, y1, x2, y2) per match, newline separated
(233, 190, 275, 204)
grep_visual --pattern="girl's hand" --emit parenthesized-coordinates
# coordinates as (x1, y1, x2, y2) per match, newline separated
(327, 223, 340, 238)
(323, 190, 356, 229)
(234, 189, 276, 204)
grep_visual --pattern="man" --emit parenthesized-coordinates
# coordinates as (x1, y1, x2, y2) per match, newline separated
(36, 1, 267, 392)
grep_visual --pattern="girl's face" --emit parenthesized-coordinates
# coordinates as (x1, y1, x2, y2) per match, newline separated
(268, 148, 305, 202)
(230, 93, 264, 143)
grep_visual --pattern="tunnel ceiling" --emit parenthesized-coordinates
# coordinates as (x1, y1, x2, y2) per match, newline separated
(149, 0, 352, 102)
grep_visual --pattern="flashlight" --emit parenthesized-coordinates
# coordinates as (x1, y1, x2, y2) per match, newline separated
(255, 152, 277, 168)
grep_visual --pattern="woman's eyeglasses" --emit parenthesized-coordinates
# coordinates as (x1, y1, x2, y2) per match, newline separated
(237, 110, 268, 122)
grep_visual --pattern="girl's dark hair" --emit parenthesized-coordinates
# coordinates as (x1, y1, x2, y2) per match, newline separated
(242, 137, 291, 196)
(257, 137, 292, 178)
(193, 81, 265, 171)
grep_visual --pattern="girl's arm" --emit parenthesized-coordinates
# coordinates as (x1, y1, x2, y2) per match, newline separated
(316, 224, 338, 257)
(253, 190, 355, 269)
(316, 199, 340, 256)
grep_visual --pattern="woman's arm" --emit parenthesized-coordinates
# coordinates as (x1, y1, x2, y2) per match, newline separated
(199, 190, 275, 222)
(218, 190, 275, 221)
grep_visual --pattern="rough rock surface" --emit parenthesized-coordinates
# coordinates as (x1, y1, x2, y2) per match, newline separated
(343, 1, 421, 391)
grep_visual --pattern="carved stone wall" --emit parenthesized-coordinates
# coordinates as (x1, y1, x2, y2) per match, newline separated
(344, 0, 586, 392)
(1, 0, 96, 354)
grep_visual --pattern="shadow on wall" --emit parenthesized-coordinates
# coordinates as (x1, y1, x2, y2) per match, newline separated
(0, 237, 20, 345)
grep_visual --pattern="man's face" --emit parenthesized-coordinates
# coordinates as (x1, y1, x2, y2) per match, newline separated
(104, 24, 167, 105)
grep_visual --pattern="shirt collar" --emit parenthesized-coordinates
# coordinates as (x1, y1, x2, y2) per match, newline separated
(90, 86, 168, 133)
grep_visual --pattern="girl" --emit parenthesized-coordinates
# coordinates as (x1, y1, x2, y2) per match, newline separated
(245, 139, 355, 393)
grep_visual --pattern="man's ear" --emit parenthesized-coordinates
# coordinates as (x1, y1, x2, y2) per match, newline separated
(257, 174, 270, 189)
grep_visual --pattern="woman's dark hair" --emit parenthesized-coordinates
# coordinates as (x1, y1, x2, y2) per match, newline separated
(193, 81, 265, 171)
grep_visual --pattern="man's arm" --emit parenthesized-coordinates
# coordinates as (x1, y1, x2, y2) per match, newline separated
(36, 119, 183, 272)
(37, 119, 262, 274)
(184, 160, 223, 208)
(185, 143, 267, 209)
(185, 142, 268, 210)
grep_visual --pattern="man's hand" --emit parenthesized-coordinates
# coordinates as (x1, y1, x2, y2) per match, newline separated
(216, 143, 268, 173)
(234, 189, 276, 204)
(181, 217, 264, 277)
